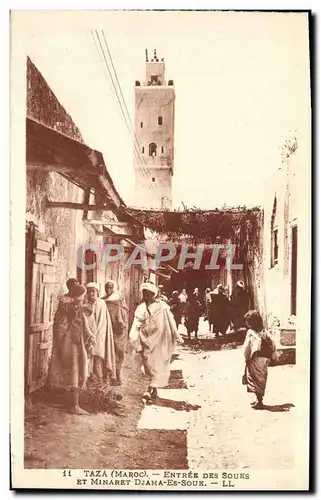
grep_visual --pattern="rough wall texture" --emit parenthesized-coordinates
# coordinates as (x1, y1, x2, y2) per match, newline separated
(27, 56, 83, 142)
(26, 57, 96, 301)
(26, 57, 144, 314)
(263, 150, 300, 331)
(134, 167, 172, 210)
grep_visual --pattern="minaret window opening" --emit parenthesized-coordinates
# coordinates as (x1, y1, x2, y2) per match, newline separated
(140, 122, 143, 128)
(149, 143, 157, 157)
(142, 146, 144, 154)
(152, 177, 155, 182)
(158, 116, 163, 125)
(161, 146, 164, 154)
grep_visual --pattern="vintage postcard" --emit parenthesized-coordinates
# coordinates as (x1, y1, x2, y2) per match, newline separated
(10, 9, 311, 491)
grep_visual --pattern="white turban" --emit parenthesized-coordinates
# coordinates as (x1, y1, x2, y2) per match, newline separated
(140, 282, 158, 297)
(86, 282, 99, 291)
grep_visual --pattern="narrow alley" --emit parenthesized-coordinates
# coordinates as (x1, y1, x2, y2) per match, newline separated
(25, 319, 296, 471)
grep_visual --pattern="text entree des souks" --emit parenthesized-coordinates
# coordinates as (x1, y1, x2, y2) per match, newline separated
(80, 470, 250, 487)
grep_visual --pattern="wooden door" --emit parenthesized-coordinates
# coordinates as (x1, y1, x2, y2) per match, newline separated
(127, 264, 143, 328)
(25, 229, 57, 394)
(291, 226, 298, 316)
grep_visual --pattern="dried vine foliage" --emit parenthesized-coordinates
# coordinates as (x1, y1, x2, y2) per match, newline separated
(79, 375, 124, 415)
(126, 206, 263, 258)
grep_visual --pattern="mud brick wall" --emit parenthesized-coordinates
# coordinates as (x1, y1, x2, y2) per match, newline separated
(26, 57, 99, 302)
(26, 57, 142, 324)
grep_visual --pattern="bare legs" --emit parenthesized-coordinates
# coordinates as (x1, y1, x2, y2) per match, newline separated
(68, 388, 88, 415)
(142, 386, 158, 404)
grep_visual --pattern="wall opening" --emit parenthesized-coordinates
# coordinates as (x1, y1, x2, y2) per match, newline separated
(270, 196, 278, 267)
(272, 229, 278, 266)
(161, 146, 164, 154)
(158, 116, 163, 125)
(142, 146, 144, 153)
(152, 177, 155, 182)
(84, 249, 97, 284)
(140, 122, 143, 128)
(291, 225, 298, 316)
(149, 143, 157, 157)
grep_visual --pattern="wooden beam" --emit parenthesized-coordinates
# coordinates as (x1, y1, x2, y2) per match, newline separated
(97, 174, 121, 209)
(102, 226, 133, 239)
(149, 268, 171, 280)
(83, 221, 132, 239)
(84, 219, 130, 227)
(27, 163, 77, 174)
(86, 219, 178, 276)
(104, 221, 131, 227)
(45, 199, 110, 211)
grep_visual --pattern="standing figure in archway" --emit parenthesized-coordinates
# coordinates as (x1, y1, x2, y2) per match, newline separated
(204, 287, 212, 322)
(231, 280, 249, 332)
(168, 290, 182, 328)
(185, 289, 202, 341)
(178, 288, 188, 320)
(209, 284, 230, 337)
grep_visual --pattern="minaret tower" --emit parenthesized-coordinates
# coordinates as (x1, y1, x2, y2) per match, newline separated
(134, 49, 175, 209)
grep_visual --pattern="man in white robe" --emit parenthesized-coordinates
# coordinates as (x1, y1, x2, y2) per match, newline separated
(129, 282, 183, 403)
(85, 283, 116, 381)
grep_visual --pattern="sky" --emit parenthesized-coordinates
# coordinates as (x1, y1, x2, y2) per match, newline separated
(16, 10, 311, 209)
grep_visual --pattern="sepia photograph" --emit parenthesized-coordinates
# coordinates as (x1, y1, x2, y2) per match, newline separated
(10, 9, 311, 491)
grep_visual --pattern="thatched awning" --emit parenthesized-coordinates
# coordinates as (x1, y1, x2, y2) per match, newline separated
(26, 117, 127, 213)
(125, 207, 263, 245)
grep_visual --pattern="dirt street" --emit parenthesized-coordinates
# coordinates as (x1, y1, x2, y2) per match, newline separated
(25, 319, 296, 470)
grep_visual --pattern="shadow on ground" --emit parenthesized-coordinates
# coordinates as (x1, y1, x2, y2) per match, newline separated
(262, 403, 295, 412)
(154, 397, 201, 412)
(182, 329, 247, 352)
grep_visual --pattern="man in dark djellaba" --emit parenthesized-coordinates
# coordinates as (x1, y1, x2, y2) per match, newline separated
(48, 280, 95, 414)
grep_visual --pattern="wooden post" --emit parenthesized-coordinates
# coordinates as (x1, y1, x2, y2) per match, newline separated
(82, 189, 91, 220)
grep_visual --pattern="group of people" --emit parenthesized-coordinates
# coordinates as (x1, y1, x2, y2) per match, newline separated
(48, 277, 277, 414)
(205, 280, 249, 337)
(160, 281, 249, 340)
(48, 278, 128, 414)
(48, 278, 184, 413)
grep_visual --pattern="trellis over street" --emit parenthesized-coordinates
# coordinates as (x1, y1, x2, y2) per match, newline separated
(125, 206, 265, 317)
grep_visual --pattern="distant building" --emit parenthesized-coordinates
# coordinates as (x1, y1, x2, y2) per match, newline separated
(133, 49, 175, 209)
